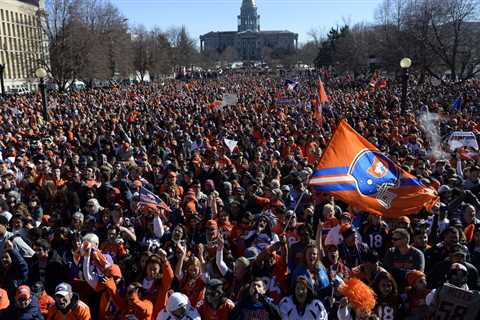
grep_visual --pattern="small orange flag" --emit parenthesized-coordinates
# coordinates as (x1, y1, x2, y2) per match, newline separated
(318, 80, 329, 103)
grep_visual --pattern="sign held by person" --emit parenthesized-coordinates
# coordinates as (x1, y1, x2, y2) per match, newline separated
(448, 131, 479, 151)
(430, 283, 480, 320)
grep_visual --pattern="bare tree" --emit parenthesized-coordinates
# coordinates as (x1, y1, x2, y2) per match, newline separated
(375, 0, 480, 79)
(131, 25, 150, 82)
(168, 26, 198, 71)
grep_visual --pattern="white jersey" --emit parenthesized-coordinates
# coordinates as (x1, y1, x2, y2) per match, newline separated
(279, 296, 328, 320)
(156, 305, 201, 320)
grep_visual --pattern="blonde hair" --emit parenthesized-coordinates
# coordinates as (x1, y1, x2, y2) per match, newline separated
(322, 203, 334, 217)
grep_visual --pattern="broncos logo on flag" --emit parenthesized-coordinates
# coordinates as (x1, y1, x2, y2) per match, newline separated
(367, 156, 389, 178)
(350, 150, 399, 209)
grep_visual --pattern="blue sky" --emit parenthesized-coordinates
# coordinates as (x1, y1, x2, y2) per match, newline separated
(114, 0, 383, 45)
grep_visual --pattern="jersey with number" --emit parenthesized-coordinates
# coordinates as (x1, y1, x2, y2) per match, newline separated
(361, 222, 389, 257)
(427, 283, 480, 320)
(279, 296, 328, 320)
(374, 302, 400, 320)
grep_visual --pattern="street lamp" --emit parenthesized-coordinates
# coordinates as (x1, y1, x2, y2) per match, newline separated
(35, 67, 48, 122)
(0, 63, 5, 97)
(400, 57, 412, 111)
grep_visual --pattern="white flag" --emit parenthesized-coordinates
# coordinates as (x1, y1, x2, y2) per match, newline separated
(224, 138, 238, 153)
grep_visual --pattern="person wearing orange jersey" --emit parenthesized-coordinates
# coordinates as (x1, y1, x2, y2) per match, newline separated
(46, 282, 91, 320)
(114, 282, 153, 320)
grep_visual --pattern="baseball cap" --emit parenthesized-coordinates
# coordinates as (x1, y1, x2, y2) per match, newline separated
(206, 278, 224, 289)
(16, 285, 31, 300)
(244, 247, 259, 261)
(55, 283, 72, 297)
(438, 185, 452, 194)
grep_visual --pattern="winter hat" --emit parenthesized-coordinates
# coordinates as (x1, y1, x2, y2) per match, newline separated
(406, 270, 425, 287)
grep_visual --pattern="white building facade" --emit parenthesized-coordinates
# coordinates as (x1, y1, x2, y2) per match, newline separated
(0, 0, 48, 91)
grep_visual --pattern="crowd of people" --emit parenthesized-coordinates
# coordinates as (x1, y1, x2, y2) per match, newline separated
(0, 68, 479, 320)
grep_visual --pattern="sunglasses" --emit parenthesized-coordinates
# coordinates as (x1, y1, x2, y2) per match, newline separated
(392, 237, 403, 241)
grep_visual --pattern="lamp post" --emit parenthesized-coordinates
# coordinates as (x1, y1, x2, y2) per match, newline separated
(35, 67, 48, 122)
(0, 63, 5, 97)
(400, 57, 412, 111)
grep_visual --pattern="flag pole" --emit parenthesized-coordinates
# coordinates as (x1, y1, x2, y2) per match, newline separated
(283, 190, 305, 234)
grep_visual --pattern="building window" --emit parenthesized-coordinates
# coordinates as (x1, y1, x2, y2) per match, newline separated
(5, 10, 8, 22)
(1, 10, 3, 21)
(10, 52, 15, 79)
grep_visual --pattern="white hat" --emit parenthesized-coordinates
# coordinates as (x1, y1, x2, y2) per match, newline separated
(166, 292, 188, 313)
(55, 283, 72, 297)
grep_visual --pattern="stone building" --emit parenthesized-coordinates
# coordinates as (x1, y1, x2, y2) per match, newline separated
(0, 0, 48, 91)
(200, 0, 298, 61)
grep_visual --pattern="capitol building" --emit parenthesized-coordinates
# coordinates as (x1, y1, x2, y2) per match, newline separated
(200, 0, 298, 61)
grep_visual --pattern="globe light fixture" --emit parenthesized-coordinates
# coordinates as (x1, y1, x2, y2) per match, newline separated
(400, 57, 412, 69)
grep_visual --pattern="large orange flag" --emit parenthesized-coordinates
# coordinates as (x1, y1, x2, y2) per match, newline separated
(310, 120, 438, 217)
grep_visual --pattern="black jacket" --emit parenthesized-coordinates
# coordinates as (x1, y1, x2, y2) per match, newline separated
(28, 249, 70, 295)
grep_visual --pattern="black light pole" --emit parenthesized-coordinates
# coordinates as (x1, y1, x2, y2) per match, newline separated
(0, 63, 5, 97)
(400, 57, 412, 111)
(35, 67, 48, 121)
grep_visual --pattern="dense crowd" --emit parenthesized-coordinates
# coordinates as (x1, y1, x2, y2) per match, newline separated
(0, 69, 479, 320)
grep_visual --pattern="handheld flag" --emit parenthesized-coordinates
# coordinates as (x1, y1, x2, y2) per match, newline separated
(450, 96, 463, 112)
(224, 138, 238, 153)
(284, 79, 299, 92)
(314, 80, 329, 124)
(317, 80, 329, 103)
(138, 186, 171, 212)
(448, 131, 479, 151)
(310, 120, 438, 217)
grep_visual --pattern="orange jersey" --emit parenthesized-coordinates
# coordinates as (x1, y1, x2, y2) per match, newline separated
(197, 299, 235, 320)
(180, 277, 205, 308)
(46, 298, 91, 320)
